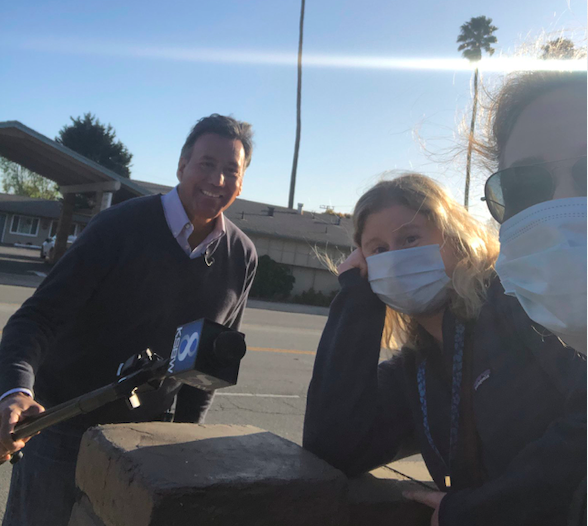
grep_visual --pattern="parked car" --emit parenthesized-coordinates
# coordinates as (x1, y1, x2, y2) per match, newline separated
(40, 235, 77, 260)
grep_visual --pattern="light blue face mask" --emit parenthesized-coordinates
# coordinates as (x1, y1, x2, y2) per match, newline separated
(496, 197, 587, 355)
(366, 244, 451, 315)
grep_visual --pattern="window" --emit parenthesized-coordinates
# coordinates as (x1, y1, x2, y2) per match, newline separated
(10, 215, 40, 237)
(50, 221, 58, 237)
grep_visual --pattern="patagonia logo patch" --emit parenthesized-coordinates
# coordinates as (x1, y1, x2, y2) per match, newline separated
(474, 369, 491, 391)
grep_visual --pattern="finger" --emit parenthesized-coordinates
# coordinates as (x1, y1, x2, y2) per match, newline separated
(7, 409, 22, 435)
(357, 250, 368, 277)
(359, 262, 368, 278)
(402, 490, 444, 509)
(6, 414, 25, 450)
(1, 411, 25, 452)
(0, 413, 16, 452)
(22, 403, 44, 417)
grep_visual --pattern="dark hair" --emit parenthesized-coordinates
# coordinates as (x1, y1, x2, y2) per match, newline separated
(486, 71, 587, 168)
(180, 114, 254, 167)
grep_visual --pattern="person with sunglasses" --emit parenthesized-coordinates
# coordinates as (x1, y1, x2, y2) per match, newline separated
(304, 173, 585, 526)
(482, 70, 587, 355)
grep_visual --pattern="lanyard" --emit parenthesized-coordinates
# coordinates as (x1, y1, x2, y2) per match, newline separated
(417, 321, 465, 489)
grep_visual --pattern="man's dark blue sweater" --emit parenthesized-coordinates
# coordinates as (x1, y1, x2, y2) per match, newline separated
(0, 194, 257, 428)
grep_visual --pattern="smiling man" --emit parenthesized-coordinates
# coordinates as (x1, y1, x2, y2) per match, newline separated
(0, 114, 258, 526)
(175, 117, 250, 251)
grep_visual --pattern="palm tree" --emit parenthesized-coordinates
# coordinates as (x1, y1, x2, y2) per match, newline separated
(288, 0, 306, 209)
(457, 16, 498, 209)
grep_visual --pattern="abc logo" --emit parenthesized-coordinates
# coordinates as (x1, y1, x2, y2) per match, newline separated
(178, 332, 199, 362)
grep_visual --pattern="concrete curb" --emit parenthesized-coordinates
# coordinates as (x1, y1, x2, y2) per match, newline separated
(0, 272, 44, 288)
(246, 298, 330, 316)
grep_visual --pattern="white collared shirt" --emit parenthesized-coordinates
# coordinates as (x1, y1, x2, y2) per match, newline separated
(161, 186, 225, 259)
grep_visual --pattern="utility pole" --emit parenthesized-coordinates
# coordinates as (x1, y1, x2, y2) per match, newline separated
(288, 0, 305, 209)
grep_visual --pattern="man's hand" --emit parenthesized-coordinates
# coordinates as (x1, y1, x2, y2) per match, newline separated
(0, 393, 45, 463)
(403, 490, 446, 526)
(337, 249, 368, 278)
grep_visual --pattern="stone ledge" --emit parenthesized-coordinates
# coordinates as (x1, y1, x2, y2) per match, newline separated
(69, 495, 105, 526)
(348, 466, 433, 526)
(75, 423, 348, 526)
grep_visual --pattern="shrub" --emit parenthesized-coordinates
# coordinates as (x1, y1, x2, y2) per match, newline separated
(250, 255, 295, 299)
(291, 288, 337, 307)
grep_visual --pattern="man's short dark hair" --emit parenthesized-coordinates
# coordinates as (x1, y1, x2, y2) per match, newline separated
(180, 114, 254, 167)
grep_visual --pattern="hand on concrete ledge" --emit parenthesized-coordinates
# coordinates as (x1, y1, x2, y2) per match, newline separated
(402, 490, 445, 526)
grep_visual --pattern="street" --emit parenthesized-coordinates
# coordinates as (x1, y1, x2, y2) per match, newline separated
(0, 280, 323, 518)
(0, 281, 323, 447)
(0, 245, 429, 520)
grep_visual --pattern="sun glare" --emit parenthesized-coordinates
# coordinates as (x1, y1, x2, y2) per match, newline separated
(17, 38, 588, 73)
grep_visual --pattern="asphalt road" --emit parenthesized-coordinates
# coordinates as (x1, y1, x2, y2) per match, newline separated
(0, 245, 429, 520)
(0, 243, 328, 520)
(0, 283, 324, 446)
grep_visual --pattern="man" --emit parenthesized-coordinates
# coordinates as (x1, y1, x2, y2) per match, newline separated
(0, 114, 258, 525)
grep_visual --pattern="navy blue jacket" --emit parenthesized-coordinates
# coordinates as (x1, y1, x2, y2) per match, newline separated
(304, 269, 586, 526)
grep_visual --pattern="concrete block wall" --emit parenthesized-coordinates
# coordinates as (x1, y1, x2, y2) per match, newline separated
(70, 423, 432, 526)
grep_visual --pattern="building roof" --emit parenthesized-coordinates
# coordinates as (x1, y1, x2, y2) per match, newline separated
(0, 193, 90, 223)
(227, 198, 354, 248)
(131, 180, 355, 248)
(0, 121, 149, 202)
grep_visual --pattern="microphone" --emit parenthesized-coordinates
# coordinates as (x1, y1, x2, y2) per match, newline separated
(8, 319, 246, 459)
(167, 319, 246, 390)
(204, 247, 215, 267)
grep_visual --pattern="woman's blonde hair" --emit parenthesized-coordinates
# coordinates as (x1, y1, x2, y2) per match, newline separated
(352, 173, 499, 350)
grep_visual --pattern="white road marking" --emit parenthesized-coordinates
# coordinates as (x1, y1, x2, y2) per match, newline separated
(215, 393, 300, 399)
(29, 271, 47, 278)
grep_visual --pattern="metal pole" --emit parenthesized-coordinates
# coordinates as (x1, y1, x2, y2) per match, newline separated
(288, 0, 306, 209)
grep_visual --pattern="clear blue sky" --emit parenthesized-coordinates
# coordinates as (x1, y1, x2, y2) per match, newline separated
(1, 0, 586, 220)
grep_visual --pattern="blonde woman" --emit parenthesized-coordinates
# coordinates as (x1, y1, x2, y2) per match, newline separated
(303, 173, 585, 526)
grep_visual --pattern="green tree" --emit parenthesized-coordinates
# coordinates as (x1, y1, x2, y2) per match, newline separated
(250, 255, 295, 299)
(457, 16, 498, 209)
(56, 113, 133, 178)
(541, 38, 576, 59)
(0, 157, 60, 200)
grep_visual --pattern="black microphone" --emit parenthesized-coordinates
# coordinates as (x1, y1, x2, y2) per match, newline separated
(166, 319, 245, 390)
(7, 319, 246, 461)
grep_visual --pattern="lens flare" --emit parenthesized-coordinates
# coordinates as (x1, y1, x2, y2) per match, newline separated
(15, 37, 588, 73)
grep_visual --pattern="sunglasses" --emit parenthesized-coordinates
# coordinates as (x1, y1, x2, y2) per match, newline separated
(483, 156, 587, 224)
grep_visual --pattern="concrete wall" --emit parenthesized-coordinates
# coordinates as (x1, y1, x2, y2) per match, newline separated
(249, 233, 352, 295)
(71, 424, 432, 526)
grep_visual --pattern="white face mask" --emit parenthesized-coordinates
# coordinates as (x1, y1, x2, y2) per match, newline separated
(495, 197, 587, 355)
(366, 244, 452, 315)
